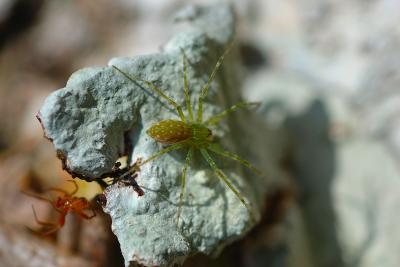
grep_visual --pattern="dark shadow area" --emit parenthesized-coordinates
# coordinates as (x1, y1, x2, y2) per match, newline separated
(0, 0, 44, 49)
(284, 99, 344, 267)
(238, 42, 269, 70)
(182, 188, 294, 267)
(102, 210, 125, 267)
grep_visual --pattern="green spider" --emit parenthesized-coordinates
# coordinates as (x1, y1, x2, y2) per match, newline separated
(112, 42, 261, 223)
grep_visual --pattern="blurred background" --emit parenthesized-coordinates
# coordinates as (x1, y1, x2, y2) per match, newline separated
(1, 0, 399, 266)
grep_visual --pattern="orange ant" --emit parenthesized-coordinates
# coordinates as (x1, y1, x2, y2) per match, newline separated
(23, 180, 96, 235)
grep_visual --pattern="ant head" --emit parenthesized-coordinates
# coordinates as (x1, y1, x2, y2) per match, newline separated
(54, 196, 67, 208)
(78, 197, 88, 203)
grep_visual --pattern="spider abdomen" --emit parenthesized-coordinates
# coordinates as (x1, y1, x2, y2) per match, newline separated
(147, 119, 192, 144)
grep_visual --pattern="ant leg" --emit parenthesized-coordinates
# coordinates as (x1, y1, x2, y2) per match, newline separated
(180, 49, 194, 122)
(77, 209, 96, 220)
(31, 205, 63, 235)
(47, 188, 69, 195)
(205, 102, 260, 126)
(48, 180, 78, 196)
(176, 148, 194, 226)
(67, 180, 79, 195)
(112, 65, 186, 122)
(31, 205, 56, 226)
(200, 149, 256, 221)
(119, 142, 185, 180)
(87, 208, 97, 219)
(22, 190, 54, 205)
(41, 226, 62, 235)
(197, 42, 234, 123)
(23, 191, 61, 212)
(208, 143, 262, 176)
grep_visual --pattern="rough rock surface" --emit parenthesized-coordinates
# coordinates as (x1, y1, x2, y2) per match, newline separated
(38, 4, 286, 267)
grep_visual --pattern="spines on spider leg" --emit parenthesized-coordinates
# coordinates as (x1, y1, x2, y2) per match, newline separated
(181, 49, 194, 122)
(197, 41, 234, 123)
(208, 143, 262, 176)
(200, 149, 256, 222)
(205, 101, 261, 126)
(176, 148, 194, 227)
(112, 65, 186, 121)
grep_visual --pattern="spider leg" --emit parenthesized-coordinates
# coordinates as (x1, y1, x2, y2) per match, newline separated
(197, 42, 234, 123)
(118, 142, 185, 180)
(180, 49, 194, 122)
(176, 148, 194, 226)
(208, 143, 262, 176)
(205, 101, 260, 126)
(200, 149, 255, 221)
(141, 142, 185, 166)
(112, 65, 186, 122)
